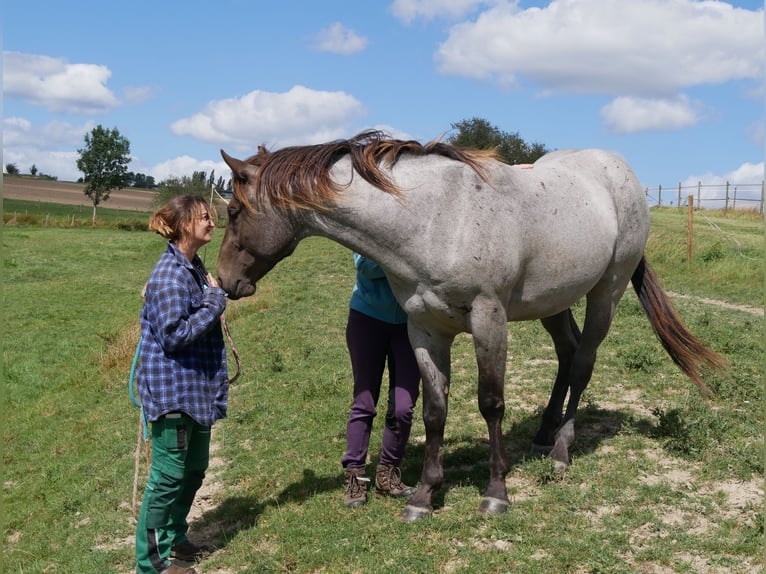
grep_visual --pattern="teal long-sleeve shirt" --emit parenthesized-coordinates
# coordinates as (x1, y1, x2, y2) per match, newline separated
(349, 253, 407, 325)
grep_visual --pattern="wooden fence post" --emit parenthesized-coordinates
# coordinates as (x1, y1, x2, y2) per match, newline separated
(687, 195, 694, 262)
(677, 182, 681, 208)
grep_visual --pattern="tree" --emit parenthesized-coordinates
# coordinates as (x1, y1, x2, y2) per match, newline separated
(449, 117, 549, 165)
(155, 173, 210, 206)
(29, 164, 38, 176)
(76, 125, 131, 224)
(5, 163, 19, 175)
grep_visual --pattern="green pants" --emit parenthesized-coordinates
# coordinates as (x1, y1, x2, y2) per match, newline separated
(135, 413, 210, 574)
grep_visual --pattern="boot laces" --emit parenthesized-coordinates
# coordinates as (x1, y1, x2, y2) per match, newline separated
(347, 473, 369, 497)
(387, 466, 405, 490)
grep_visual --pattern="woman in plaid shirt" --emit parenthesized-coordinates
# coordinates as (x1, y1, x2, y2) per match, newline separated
(135, 195, 228, 574)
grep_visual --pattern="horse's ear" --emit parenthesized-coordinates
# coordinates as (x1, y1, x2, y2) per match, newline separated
(221, 149, 253, 182)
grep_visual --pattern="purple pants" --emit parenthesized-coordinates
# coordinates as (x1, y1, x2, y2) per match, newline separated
(341, 309, 421, 470)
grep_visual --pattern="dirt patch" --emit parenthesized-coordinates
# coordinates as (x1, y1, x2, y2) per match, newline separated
(4, 176, 156, 212)
(668, 291, 763, 316)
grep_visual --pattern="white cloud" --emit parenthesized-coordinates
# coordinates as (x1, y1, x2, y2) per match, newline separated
(3, 51, 121, 114)
(148, 155, 231, 184)
(313, 23, 368, 55)
(3, 116, 95, 147)
(679, 162, 764, 204)
(435, 0, 764, 96)
(170, 85, 367, 152)
(391, 0, 500, 24)
(601, 95, 704, 134)
(2, 117, 97, 180)
(123, 86, 156, 105)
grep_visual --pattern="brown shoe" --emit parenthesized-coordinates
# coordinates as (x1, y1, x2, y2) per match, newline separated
(160, 564, 197, 574)
(171, 539, 211, 562)
(344, 467, 369, 508)
(375, 464, 414, 498)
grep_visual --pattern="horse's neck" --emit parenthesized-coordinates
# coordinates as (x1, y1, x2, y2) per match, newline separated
(305, 190, 418, 278)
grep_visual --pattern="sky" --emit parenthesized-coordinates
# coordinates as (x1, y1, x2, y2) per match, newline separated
(3, 0, 764, 205)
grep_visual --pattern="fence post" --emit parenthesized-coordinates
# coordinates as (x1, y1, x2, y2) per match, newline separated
(761, 181, 764, 214)
(687, 195, 694, 262)
(725, 181, 730, 211)
(697, 181, 702, 210)
(677, 182, 681, 208)
(658, 184, 662, 207)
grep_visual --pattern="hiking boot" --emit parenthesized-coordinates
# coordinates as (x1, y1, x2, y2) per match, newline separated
(160, 564, 197, 574)
(344, 467, 369, 508)
(375, 464, 415, 498)
(171, 539, 211, 562)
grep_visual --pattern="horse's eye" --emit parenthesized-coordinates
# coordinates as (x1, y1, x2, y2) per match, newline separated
(227, 199, 242, 221)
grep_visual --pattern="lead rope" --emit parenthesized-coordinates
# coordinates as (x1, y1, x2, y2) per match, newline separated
(129, 335, 151, 517)
(129, 315, 242, 516)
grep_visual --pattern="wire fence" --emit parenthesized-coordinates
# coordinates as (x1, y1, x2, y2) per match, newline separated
(644, 181, 764, 212)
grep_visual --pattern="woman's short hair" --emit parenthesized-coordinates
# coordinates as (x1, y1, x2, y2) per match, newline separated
(148, 195, 217, 241)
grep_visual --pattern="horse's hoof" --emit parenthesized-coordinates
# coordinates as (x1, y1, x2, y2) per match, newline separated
(529, 443, 553, 456)
(400, 504, 432, 522)
(478, 496, 510, 515)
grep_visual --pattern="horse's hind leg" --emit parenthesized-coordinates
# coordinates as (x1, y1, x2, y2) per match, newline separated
(548, 288, 618, 471)
(532, 309, 581, 454)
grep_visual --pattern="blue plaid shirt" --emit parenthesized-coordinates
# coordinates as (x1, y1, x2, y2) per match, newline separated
(138, 242, 229, 426)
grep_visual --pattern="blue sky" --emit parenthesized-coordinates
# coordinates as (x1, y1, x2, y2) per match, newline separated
(3, 0, 764, 204)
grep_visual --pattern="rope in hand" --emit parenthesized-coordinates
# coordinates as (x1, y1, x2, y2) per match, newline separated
(129, 314, 242, 516)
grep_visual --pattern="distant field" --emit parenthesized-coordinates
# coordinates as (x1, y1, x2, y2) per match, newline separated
(3, 175, 156, 211)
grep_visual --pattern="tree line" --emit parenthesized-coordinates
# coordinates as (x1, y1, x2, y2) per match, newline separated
(14, 118, 547, 224)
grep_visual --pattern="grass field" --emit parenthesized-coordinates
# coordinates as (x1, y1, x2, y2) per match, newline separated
(2, 203, 763, 573)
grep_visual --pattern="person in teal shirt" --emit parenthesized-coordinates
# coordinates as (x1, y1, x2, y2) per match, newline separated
(341, 253, 421, 508)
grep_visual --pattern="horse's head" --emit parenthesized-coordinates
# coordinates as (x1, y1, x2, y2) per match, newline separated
(216, 149, 300, 299)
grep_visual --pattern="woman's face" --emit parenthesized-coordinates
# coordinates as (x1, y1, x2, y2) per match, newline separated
(185, 206, 216, 249)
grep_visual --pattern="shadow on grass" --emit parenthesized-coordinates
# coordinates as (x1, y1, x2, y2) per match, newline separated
(189, 403, 655, 550)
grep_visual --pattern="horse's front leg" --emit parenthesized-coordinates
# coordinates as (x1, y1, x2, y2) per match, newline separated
(472, 300, 511, 515)
(401, 326, 453, 522)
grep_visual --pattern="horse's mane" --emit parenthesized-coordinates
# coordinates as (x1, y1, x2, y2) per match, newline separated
(232, 130, 499, 212)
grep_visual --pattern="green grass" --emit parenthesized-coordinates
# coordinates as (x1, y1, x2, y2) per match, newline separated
(2, 207, 763, 573)
(3, 197, 152, 230)
(646, 207, 763, 306)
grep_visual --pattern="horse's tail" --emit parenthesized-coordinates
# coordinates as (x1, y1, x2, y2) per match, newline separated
(630, 255, 726, 395)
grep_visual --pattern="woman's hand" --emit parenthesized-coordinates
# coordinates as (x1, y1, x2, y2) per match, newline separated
(207, 273, 220, 289)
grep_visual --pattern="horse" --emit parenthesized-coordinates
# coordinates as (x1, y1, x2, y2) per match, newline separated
(216, 130, 724, 522)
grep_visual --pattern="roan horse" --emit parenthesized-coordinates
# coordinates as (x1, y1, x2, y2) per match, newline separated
(216, 130, 723, 522)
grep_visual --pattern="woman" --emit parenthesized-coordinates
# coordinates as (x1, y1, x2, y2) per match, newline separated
(341, 253, 421, 508)
(135, 196, 228, 574)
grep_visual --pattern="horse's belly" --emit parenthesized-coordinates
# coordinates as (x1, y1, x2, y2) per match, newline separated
(504, 243, 616, 321)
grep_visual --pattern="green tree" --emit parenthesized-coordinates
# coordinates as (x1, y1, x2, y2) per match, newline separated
(76, 125, 131, 224)
(449, 117, 549, 165)
(155, 172, 211, 206)
(5, 163, 19, 175)
(29, 164, 38, 176)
